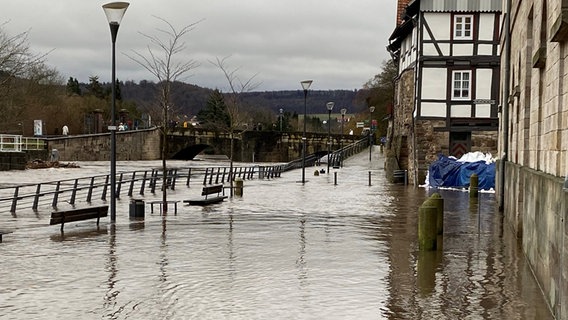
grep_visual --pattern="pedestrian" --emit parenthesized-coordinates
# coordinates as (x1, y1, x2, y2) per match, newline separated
(62, 125, 69, 135)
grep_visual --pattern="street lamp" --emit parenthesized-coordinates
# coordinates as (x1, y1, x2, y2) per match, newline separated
(326, 102, 334, 173)
(368, 105, 375, 162)
(340, 108, 347, 167)
(279, 108, 283, 132)
(300, 80, 313, 183)
(103, 1, 129, 222)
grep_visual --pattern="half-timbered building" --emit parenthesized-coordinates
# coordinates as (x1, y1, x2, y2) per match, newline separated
(385, 0, 501, 185)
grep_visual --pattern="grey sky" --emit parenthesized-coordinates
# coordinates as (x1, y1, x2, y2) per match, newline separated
(3, 0, 396, 91)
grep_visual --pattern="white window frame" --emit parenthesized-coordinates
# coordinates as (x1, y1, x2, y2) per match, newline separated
(454, 15, 473, 40)
(452, 70, 472, 100)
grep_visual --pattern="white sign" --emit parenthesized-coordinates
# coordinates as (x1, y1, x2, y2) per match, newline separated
(33, 120, 42, 136)
(356, 122, 364, 128)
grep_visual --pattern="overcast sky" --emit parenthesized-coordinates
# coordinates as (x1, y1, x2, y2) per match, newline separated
(3, 1, 396, 91)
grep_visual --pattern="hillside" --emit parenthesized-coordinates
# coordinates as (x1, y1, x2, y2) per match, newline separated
(120, 80, 368, 116)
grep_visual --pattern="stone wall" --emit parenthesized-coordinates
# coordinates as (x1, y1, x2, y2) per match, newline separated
(386, 69, 415, 182)
(47, 128, 161, 161)
(503, 161, 567, 318)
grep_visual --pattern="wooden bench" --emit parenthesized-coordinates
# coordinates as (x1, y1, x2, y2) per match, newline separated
(50, 205, 109, 232)
(148, 200, 180, 214)
(184, 184, 228, 206)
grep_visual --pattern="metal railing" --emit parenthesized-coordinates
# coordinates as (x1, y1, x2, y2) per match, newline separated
(0, 134, 46, 152)
(0, 164, 287, 214)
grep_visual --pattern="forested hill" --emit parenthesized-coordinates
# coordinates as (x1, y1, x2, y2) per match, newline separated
(120, 80, 368, 116)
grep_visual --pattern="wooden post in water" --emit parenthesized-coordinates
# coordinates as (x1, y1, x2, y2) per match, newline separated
(235, 178, 244, 197)
(428, 193, 444, 235)
(469, 173, 479, 198)
(418, 203, 438, 251)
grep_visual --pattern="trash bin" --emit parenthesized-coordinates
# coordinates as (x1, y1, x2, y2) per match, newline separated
(50, 149, 59, 162)
(129, 199, 145, 219)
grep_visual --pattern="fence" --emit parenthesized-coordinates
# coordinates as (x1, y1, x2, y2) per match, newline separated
(0, 139, 368, 214)
(0, 134, 46, 152)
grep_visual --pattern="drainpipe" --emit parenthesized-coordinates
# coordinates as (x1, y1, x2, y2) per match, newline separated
(499, 0, 511, 211)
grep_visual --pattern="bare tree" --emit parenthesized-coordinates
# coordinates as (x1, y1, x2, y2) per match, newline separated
(126, 16, 200, 214)
(0, 22, 55, 130)
(210, 56, 260, 196)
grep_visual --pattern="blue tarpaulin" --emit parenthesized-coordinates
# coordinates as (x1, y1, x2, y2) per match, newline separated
(428, 155, 495, 190)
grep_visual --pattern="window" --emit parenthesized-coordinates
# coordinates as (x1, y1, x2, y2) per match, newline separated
(452, 70, 471, 99)
(454, 15, 473, 39)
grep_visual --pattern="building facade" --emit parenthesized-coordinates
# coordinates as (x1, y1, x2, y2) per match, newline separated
(499, 0, 568, 318)
(386, 0, 501, 185)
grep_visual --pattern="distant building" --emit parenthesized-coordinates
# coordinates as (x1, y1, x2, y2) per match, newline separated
(386, 0, 501, 185)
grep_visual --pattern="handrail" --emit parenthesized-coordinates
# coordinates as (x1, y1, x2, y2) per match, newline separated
(0, 139, 367, 214)
(0, 134, 46, 151)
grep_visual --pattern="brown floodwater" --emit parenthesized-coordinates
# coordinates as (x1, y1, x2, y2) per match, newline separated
(0, 149, 553, 319)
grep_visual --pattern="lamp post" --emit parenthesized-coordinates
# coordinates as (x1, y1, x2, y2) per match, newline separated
(368, 105, 375, 162)
(300, 80, 313, 183)
(326, 102, 334, 173)
(279, 108, 283, 132)
(340, 108, 347, 167)
(103, 1, 129, 222)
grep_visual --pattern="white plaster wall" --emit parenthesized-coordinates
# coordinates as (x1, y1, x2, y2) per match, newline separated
(421, 68, 446, 99)
(421, 102, 446, 117)
(475, 104, 491, 117)
(476, 69, 493, 100)
(453, 43, 474, 56)
(478, 14, 495, 40)
(450, 105, 472, 117)
(424, 13, 450, 40)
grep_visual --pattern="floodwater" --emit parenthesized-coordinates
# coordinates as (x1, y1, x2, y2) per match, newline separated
(0, 148, 553, 319)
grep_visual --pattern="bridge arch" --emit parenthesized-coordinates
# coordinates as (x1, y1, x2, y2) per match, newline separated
(170, 144, 212, 160)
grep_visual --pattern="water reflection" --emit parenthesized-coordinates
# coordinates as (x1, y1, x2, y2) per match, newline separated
(0, 154, 553, 319)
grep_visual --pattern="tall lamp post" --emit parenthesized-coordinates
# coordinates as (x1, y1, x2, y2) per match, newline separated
(340, 108, 347, 167)
(326, 102, 334, 173)
(300, 80, 313, 183)
(279, 108, 283, 132)
(103, 1, 129, 222)
(368, 105, 375, 162)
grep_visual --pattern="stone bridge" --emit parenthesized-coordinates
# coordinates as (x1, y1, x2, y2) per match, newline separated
(44, 127, 362, 162)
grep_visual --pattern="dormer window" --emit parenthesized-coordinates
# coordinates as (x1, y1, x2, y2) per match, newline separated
(454, 15, 473, 40)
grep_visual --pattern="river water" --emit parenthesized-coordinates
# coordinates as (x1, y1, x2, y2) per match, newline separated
(0, 148, 552, 319)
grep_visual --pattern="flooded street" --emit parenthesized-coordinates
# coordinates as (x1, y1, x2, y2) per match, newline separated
(0, 149, 552, 319)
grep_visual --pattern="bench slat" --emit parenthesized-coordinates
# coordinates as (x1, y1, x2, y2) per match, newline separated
(202, 184, 223, 196)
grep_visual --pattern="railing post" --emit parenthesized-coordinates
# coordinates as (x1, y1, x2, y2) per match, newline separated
(32, 184, 42, 211)
(203, 168, 209, 185)
(52, 181, 61, 208)
(186, 168, 191, 187)
(10, 187, 19, 214)
(69, 179, 78, 205)
(128, 172, 136, 196)
(102, 175, 109, 201)
(208, 168, 214, 185)
(140, 170, 148, 195)
(86, 177, 95, 202)
(171, 169, 177, 190)
(116, 173, 124, 199)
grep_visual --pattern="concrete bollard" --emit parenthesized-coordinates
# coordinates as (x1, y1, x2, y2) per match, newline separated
(418, 204, 438, 251)
(235, 178, 244, 197)
(469, 173, 479, 198)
